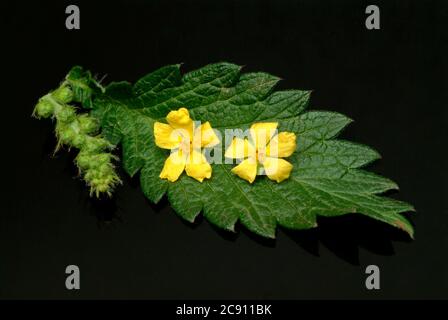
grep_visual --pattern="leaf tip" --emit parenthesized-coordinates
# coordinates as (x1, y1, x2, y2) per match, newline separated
(388, 180, 400, 191)
(394, 218, 415, 239)
(226, 225, 236, 233)
(346, 116, 354, 124)
(407, 226, 415, 240)
(372, 148, 382, 161)
(263, 231, 277, 239)
(271, 74, 282, 82)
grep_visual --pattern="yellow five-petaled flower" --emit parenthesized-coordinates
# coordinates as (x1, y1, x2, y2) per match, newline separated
(225, 122, 296, 183)
(154, 108, 219, 182)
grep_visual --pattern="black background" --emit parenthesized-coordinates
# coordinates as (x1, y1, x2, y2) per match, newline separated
(1, 0, 446, 299)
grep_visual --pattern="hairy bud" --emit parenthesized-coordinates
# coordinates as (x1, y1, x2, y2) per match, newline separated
(34, 99, 54, 118)
(56, 105, 77, 123)
(78, 114, 99, 134)
(52, 85, 73, 103)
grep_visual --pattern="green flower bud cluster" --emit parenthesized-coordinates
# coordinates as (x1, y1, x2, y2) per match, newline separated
(33, 82, 121, 197)
(76, 151, 121, 197)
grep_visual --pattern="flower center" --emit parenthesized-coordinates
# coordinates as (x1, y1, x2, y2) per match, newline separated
(180, 137, 191, 154)
(257, 146, 266, 163)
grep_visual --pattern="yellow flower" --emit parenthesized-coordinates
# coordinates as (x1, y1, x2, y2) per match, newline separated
(154, 107, 219, 182)
(225, 122, 296, 183)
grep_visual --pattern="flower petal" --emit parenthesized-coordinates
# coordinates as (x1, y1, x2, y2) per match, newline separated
(159, 150, 187, 182)
(197, 121, 220, 148)
(267, 132, 297, 158)
(154, 122, 182, 149)
(166, 107, 194, 137)
(231, 157, 258, 183)
(224, 138, 256, 159)
(262, 157, 293, 183)
(250, 122, 278, 150)
(185, 150, 212, 182)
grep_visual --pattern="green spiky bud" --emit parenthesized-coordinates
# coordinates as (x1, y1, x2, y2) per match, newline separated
(72, 134, 86, 148)
(34, 99, 54, 118)
(76, 151, 113, 174)
(78, 114, 99, 134)
(52, 85, 73, 103)
(96, 184, 109, 194)
(84, 165, 121, 197)
(57, 125, 77, 145)
(57, 105, 76, 123)
(97, 153, 113, 163)
(84, 136, 112, 153)
(97, 163, 112, 176)
(76, 153, 93, 170)
(84, 170, 95, 181)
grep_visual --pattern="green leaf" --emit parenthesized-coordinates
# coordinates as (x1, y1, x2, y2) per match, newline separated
(91, 62, 414, 238)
